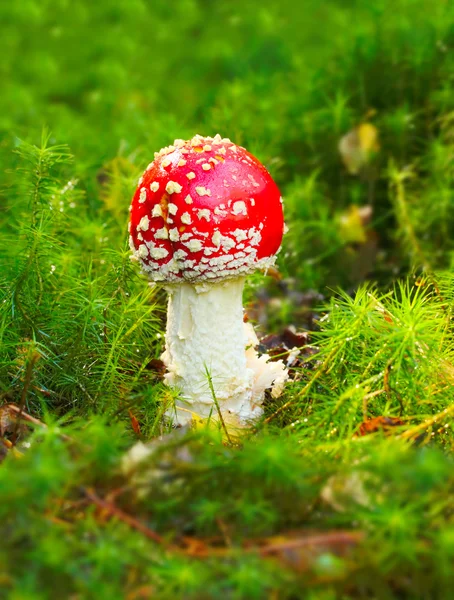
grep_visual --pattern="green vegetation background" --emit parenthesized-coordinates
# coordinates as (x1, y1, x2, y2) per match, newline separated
(0, 0, 453, 598)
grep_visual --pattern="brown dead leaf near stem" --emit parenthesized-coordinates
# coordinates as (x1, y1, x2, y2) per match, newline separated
(259, 327, 318, 375)
(356, 416, 404, 437)
(145, 358, 166, 379)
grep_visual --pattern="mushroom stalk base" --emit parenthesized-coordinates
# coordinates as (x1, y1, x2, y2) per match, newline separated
(162, 278, 287, 427)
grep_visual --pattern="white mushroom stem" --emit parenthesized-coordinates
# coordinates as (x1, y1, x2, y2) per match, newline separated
(162, 278, 288, 427)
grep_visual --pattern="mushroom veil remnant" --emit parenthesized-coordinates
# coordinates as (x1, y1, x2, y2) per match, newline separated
(129, 134, 288, 427)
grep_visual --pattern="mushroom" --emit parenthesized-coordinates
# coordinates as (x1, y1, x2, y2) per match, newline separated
(129, 134, 288, 428)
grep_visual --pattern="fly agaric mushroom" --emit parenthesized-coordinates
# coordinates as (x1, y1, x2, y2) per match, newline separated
(129, 134, 288, 427)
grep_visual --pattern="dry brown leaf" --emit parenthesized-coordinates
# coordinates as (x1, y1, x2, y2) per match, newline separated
(128, 409, 141, 437)
(259, 327, 318, 371)
(356, 416, 404, 437)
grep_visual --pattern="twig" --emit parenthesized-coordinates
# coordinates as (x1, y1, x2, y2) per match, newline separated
(399, 403, 454, 441)
(5, 403, 72, 442)
(255, 530, 364, 555)
(83, 487, 168, 547)
(8, 403, 46, 428)
(181, 529, 364, 558)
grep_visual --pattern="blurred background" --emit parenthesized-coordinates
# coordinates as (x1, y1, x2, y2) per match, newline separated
(2, 1, 453, 274)
(1, 0, 453, 329)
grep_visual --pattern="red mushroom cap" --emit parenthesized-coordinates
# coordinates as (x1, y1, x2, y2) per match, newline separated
(129, 134, 285, 283)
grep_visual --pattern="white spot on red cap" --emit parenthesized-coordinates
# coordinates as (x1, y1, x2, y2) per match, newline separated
(197, 209, 210, 222)
(138, 244, 149, 258)
(155, 227, 169, 240)
(150, 247, 169, 259)
(191, 134, 204, 146)
(186, 172, 196, 180)
(166, 181, 182, 194)
(184, 239, 203, 252)
(212, 231, 221, 247)
(181, 212, 192, 224)
(169, 228, 180, 241)
(232, 229, 248, 242)
(150, 181, 159, 192)
(174, 249, 187, 260)
(195, 186, 211, 197)
(139, 188, 147, 203)
(232, 201, 247, 215)
(220, 235, 235, 251)
(168, 203, 178, 215)
(152, 204, 162, 217)
(202, 163, 211, 171)
(137, 215, 150, 231)
(248, 228, 262, 246)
